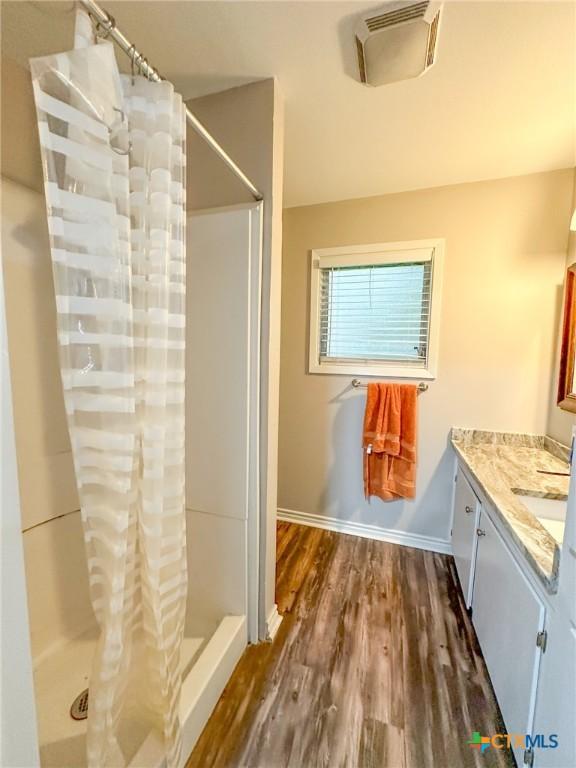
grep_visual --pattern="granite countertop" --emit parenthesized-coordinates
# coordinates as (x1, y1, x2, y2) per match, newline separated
(450, 429, 570, 594)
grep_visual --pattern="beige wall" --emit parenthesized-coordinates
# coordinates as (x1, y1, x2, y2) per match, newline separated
(1, 56, 43, 193)
(187, 79, 273, 210)
(546, 171, 576, 445)
(187, 80, 285, 631)
(279, 170, 574, 543)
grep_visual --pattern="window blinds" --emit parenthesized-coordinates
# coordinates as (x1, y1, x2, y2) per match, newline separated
(318, 260, 432, 365)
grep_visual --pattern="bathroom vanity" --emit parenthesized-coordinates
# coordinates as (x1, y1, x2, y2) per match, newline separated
(450, 429, 571, 768)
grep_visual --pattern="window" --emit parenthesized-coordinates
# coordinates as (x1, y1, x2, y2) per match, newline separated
(309, 240, 443, 378)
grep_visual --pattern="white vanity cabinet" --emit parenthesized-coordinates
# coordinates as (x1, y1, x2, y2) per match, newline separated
(472, 509, 546, 767)
(451, 462, 556, 766)
(452, 470, 481, 607)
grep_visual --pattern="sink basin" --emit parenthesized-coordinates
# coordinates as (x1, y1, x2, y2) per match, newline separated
(515, 494, 567, 520)
(513, 492, 567, 544)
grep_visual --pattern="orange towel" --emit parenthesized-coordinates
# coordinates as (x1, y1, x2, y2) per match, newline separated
(363, 383, 418, 501)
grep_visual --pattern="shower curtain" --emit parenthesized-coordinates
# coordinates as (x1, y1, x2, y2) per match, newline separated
(30, 12, 187, 767)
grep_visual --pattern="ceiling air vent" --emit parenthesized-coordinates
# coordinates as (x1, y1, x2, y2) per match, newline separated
(355, 1, 443, 86)
(365, 2, 429, 31)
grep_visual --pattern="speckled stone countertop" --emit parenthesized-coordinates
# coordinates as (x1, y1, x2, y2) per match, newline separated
(451, 429, 570, 594)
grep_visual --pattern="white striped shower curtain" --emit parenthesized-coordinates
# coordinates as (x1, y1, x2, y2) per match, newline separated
(30, 18, 187, 768)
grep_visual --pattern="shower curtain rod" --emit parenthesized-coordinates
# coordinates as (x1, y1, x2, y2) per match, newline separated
(79, 0, 264, 202)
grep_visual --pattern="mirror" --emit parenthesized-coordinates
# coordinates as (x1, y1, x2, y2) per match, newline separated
(557, 263, 576, 412)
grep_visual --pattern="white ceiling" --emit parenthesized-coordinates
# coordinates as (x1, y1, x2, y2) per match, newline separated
(2, 1, 575, 207)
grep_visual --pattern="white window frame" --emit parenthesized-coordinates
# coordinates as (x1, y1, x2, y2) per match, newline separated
(308, 238, 444, 379)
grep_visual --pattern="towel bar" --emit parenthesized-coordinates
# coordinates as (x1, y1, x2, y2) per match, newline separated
(351, 378, 428, 393)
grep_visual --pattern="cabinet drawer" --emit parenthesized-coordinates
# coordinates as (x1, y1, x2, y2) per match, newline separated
(452, 469, 480, 607)
(472, 510, 545, 768)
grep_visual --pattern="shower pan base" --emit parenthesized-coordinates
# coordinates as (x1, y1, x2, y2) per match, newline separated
(34, 615, 246, 767)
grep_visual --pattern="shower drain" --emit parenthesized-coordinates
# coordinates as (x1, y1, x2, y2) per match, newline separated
(70, 688, 89, 720)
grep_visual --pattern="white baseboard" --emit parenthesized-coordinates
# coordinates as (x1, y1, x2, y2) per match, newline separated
(266, 604, 283, 641)
(277, 508, 452, 556)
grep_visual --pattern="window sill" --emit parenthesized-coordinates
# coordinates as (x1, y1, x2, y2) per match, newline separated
(308, 361, 436, 379)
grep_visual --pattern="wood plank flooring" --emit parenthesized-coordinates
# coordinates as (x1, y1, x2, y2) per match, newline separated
(187, 522, 514, 768)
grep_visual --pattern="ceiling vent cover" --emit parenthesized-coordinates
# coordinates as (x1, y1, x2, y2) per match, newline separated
(356, 1, 442, 86)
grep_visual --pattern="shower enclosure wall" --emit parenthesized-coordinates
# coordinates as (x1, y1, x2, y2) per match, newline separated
(2, 176, 263, 766)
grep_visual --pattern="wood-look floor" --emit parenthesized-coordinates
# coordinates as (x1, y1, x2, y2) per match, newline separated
(187, 522, 514, 768)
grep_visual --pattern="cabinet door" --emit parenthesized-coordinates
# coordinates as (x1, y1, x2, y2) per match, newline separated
(473, 511, 545, 767)
(531, 610, 576, 768)
(452, 469, 480, 607)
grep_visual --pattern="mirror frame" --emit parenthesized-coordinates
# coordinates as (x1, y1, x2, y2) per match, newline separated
(557, 263, 576, 413)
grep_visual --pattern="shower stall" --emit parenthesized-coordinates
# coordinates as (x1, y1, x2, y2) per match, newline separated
(0, 3, 276, 766)
(3, 198, 263, 767)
